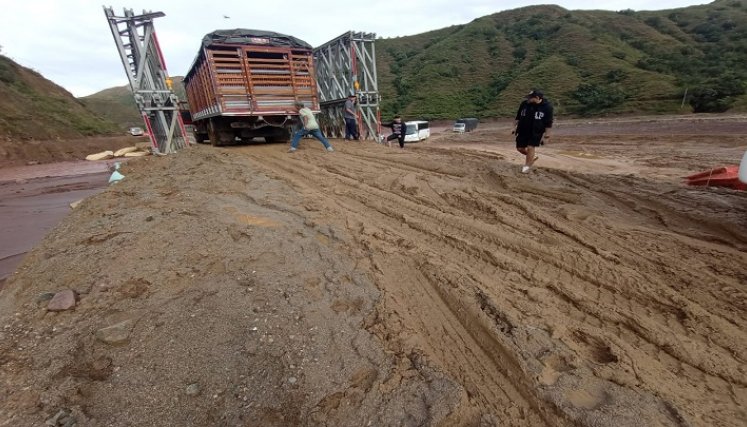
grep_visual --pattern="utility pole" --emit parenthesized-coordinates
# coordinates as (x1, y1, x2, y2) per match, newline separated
(681, 88, 688, 109)
(103, 6, 189, 154)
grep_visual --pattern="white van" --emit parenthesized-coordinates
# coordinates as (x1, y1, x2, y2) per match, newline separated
(404, 121, 430, 142)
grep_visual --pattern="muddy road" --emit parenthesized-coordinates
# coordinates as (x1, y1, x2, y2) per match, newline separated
(0, 161, 117, 284)
(1, 116, 746, 426)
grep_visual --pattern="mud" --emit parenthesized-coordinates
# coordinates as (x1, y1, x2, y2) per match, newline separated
(0, 115, 746, 426)
(0, 161, 118, 283)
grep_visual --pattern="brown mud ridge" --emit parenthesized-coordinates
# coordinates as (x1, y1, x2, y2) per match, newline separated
(0, 135, 150, 169)
(1, 126, 746, 426)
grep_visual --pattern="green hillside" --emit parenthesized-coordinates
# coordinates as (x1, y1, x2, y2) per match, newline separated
(80, 85, 141, 130)
(376, 0, 747, 119)
(0, 55, 118, 140)
(81, 76, 186, 130)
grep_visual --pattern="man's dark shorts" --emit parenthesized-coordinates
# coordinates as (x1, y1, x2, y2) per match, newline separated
(516, 133, 543, 148)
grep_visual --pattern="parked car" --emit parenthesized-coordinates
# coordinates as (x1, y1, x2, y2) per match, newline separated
(129, 127, 144, 136)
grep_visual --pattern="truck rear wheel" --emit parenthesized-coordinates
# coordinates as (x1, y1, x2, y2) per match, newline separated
(265, 128, 291, 144)
(208, 119, 234, 146)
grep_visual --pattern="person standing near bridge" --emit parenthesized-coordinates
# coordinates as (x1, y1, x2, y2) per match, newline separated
(344, 94, 360, 140)
(289, 101, 334, 152)
(513, 90, 553, 173)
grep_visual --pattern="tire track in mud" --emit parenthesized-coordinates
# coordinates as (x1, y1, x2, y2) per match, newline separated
(236, 143, 747, 426)
(277, 148, 745, 374)
(546, 170, 747, 353)
(239, 148, 553, 425)
(241, 145, 744, 424)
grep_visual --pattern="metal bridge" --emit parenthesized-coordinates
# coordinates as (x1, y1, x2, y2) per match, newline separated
(104, 7, 378, 146)
(313, 32, 380, 141)
(103, 7, 190, 154)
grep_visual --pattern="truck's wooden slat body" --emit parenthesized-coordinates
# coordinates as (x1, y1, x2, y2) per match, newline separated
(185, 44, 319, 121)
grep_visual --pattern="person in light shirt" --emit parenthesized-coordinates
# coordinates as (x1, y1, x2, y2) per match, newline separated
(288, 101, 334, 153)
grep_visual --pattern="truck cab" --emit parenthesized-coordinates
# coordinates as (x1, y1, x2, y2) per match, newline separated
(453, 118, 478, 133)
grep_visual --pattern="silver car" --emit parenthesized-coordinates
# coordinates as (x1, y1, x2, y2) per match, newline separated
(128, 127, 144, 136)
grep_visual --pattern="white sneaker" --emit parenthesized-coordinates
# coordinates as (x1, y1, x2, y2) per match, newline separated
(288, 147, 297, 153)
(326, 146, 334, 152)
(521, 165, 530, 174)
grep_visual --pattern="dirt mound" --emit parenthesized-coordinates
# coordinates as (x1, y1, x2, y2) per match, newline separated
(1, 133, 746, 425)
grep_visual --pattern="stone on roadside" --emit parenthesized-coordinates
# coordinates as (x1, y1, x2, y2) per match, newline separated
(47, 290, 76, 311)
(36, 292, 56, 305)
(69, 199, 85, 209)
(95, 320, 134, 345)
(45, 408, 74, 426)
(185, 383, 201, 396)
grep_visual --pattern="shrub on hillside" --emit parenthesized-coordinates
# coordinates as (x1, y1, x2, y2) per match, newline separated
(606, 69, 627, 82)
(570, 83, 627, 115)
(0, 55, 17, 84)
(689, 74, 746, 113)
(692, 22, 722, 42)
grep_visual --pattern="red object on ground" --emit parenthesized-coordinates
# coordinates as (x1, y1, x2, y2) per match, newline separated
(685, 165, 746, 190)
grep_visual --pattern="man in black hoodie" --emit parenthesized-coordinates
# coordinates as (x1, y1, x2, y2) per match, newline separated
(513, 90, 553, 173)
(383, 115, 407, 149)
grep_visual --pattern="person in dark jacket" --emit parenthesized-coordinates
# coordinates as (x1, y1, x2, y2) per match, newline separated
(344, 94, 359, 140)
(383, 116, 407, 149)
(513, 90, 553, 173)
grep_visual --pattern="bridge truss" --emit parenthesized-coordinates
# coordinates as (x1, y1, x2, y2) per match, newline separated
(103, 7, 189, 154)
(313, 32, 380, 141)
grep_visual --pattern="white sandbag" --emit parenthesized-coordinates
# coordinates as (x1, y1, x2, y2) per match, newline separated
(85, 151, 114, 161)
(124, 151, 150, 157)
(113, 146, 139, 157)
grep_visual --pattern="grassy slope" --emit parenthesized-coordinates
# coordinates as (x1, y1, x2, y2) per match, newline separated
(376, 0, 747, 119)
(0, 55, 118, 140)
(80, 85, 142, 130)
(81, 77, 186, 130)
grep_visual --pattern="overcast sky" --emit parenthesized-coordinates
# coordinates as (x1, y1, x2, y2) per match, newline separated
(0, 0, 708, 97)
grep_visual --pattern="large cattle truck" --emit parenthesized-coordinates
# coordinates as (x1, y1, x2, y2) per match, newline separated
(183, 29, 320, 145)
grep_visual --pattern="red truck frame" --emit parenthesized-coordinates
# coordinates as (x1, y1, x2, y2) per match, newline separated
(183, 31, 320, 145)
